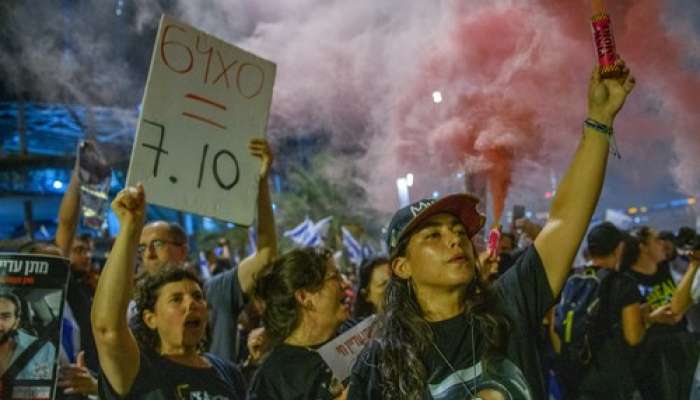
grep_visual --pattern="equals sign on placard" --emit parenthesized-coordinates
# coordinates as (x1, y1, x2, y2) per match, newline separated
(182, 93, 227, 130)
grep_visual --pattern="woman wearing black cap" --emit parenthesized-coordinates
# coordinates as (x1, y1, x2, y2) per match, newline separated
(348, 63, 636, 400)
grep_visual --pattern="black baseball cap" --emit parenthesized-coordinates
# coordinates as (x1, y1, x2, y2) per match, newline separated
(586, 221, 624, 257)
(386, 193, 485, 258)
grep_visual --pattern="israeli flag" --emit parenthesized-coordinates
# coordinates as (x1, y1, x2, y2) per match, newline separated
(284, 217, 314, 244)
(362, 243, 375, 262)
(247, 226, 257, 256)
(342, 226, 363, 266)
(285, 217, 332, 247)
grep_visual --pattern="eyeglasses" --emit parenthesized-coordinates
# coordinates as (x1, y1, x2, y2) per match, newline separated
(137, 239, 183, 253)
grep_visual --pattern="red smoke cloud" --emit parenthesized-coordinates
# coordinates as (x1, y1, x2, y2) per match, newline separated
(386, 0, 699, 220)
(173, 0, 699, 214)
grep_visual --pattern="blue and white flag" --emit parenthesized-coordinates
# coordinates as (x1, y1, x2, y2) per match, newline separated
(284, 217, 332, 247)
(342, 226, 363, 266)
(247, 226, 257, 256)
(362, 243, 376, 262)
(284, 217, 314, 244)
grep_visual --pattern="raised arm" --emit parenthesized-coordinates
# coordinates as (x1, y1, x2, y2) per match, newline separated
(55, 172, 81, 257)
(238, 138, 278, 294)
(671, 252, 700, 315)
(91, 184, 145, 396)
(535, 63, 636, 296)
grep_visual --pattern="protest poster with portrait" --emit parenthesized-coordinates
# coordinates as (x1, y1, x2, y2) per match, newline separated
(0, 253, 70, 400)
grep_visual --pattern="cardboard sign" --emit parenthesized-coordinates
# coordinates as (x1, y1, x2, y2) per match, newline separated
(0, 253, 71, 400)
(127, 15, 276, 225)
(317, 315, 377, 381)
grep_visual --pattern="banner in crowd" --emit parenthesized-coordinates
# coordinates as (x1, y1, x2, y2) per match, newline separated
(317, 315, 377, 382)
(0, 253, 71, 400)
(127, 15, 277, 226)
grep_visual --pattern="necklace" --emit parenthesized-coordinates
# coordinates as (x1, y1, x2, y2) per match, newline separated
(429, 315, 481, 399)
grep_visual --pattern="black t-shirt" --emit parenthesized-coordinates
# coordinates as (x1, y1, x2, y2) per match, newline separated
(572, 267, 642, 397)
(626, 263, 686, 335)
(248, 343, 344, 400)
(65, 271, 99, 373)
(349, 245, 553, 400)
(99, 350, 246, 399)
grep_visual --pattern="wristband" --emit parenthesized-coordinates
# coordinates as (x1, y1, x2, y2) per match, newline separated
(584, 118, 620, 159)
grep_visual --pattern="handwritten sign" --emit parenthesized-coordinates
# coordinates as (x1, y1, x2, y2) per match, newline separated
(0, 253, 70, 399)
(317, 315, 376, 382)
(126, 15, 276, 225)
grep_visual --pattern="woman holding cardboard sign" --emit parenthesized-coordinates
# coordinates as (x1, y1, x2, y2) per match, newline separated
(91, 138, 274, 399)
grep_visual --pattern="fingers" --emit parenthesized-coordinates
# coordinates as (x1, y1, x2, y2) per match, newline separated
(589, 65, 601, 89)
(113, 184, 146, 212)
(622, 71, 636, 93)
(77, 350, 85, 368)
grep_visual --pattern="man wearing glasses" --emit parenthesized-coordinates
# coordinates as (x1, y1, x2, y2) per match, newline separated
(137, 221, 189, 275)
(133, 138, 277, 363)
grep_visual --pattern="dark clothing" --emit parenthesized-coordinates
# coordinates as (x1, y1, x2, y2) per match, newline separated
(562, 267, 642, 399)
(249, 344, 343, 400)
(627, 265, 686, 335)
(206, 267, 247, 363)
(99, 350, 246, 399)
(65, 271, 99, 373)
(626, 264, 699, 400)
(349, 245, 553, 399)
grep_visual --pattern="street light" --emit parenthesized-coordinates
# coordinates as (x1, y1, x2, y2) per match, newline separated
(396, 173, 414, 207)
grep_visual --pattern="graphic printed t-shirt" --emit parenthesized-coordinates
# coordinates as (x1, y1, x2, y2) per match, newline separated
(99, 350, 246, 400)
(249, 343, 343, 400)
(626, 264, 686, 335)
(349, 245, 553, 400)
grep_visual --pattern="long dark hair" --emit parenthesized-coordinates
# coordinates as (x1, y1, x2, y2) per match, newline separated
(130, 265, 205, 352)
(375, 237, 510, 399)
(620, 226, 653, 272)
(254, 247, 333, 345)
(353, 257, 389, 320)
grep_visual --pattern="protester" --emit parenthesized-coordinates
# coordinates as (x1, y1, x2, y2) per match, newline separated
(249, 247, 351, 399)
(621, 225, 700, 400)
(91, 184, 247, 399)
(352, 257, 390, 321)
(348, 62, 636, 400)
(549, 222, 671, 399)
(133, 138, 277, 363)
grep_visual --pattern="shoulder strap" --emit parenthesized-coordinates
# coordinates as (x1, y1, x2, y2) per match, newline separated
(1, 321, 58, 397)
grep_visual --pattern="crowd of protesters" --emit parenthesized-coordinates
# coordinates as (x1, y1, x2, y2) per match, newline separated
(3, 62, 700, 400)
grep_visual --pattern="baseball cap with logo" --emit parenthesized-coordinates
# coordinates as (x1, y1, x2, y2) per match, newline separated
(386, 193, 486, 258)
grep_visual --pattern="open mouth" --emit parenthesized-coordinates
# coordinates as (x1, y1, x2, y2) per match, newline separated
(184, 318, 202, 329)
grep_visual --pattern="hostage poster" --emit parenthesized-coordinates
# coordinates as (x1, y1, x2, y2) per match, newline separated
(0, 253, 70, 400)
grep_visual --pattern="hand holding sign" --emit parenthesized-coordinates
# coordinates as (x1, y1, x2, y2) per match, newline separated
(249, 138, 273, 180)
(57, 351, 98, 396)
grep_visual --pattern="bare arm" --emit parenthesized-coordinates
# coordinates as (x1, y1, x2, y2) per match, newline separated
(621, 303, 645, 346)
(55, 172, 80, 257)
(91, 185, 145, 396)
(238, 139, 278, 294)
(535, 63, 636, 296)
(671, 255, 700, 315)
